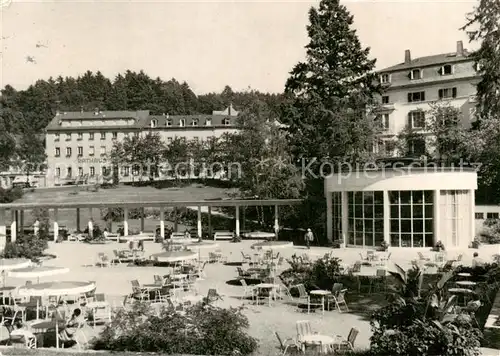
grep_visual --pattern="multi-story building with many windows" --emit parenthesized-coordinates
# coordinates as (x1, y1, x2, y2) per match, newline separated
(45, 105, 239, 186)
(375, 40, 480, 155)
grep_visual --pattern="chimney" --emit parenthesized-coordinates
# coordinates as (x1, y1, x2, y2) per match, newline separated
(456, 40, 464, 56)
(228, 104, 232, 116)
(404, 50, 411, 64)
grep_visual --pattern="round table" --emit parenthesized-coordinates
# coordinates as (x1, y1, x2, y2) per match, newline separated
(449, 288, 476, 306)
(456, 281, 477, 288)
(300, 334, 336, 354)
(310, 290, 331, 314)
(457, 273, 472, 278)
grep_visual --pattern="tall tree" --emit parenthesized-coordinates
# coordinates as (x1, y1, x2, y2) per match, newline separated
(463, 1, 500, 203)
(282, 0, 380, 241)
(284, 0, 380, 170)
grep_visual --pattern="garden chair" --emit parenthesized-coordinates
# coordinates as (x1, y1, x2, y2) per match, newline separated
(332, 289, 349, 313)
(240, 279, 256, 301)
(332, 327, 358, 352)
(241, 251, 252, 263)
(94, 293, 106, 302)
(92, 304, 111, 328)
(352, 261, 361, 272)
(203, 289, 223, 305)
(358, 252, 366, 261)
(9, 327, 37, 349)
(96, 253, 111, 267)
(153, 275, 164, 286)
(418, 252, 430, 261)
(372, 269, 388, 293)
(61, 319, 88, 350)
(296, 320, 318, 352)
(237, 267, 253, 279)
(438, 260, 454, 273)
(130, 280, 149, 301)
(208, 252, 219, 263)
(275, 331, 302, 355)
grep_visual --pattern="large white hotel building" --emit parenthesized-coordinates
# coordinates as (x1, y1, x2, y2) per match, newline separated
(45, 105, 239, 186)
(374, 40, 480, 155)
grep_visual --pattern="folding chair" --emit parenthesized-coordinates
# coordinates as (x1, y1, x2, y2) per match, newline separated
(332, 289, 349, 312)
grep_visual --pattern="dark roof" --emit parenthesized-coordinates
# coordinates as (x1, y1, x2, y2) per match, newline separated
(379, 51, 472, 73)
(46, 110, 148, 131)
(45, 110, 238, 131)
(147, 115, 236, 128)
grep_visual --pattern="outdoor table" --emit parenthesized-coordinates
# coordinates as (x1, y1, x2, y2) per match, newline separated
(300, 334, 336, 354)
(254, 283, 279, 306)
(182, 295, 203, 303)
(86, 301, 108, 309)
(449, 288, 476, 306)
(456, 281, 477, 289)
(310, 290, 331, 314)
(457, 273, 472, 278)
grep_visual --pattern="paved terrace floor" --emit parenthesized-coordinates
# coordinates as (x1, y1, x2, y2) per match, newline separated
(1, 240, 499, 355)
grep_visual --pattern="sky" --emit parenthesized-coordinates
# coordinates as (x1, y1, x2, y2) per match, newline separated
(0, 0, 478, 95)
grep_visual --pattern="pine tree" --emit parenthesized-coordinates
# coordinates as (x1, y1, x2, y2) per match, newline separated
(284, 0, 380, 170)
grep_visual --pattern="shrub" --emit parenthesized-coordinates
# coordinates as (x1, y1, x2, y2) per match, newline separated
(479, 220, 500, 244)
(32, 208, 51, 240)
(83, 223, 103, 241)
(370, 266, 482, 356)
(91, 301, 258, 355)
(1, 234, 48, 262)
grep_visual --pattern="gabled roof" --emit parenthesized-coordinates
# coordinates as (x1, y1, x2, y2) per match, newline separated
(46, 110, 149, 131)
(379, 51, 472, 73)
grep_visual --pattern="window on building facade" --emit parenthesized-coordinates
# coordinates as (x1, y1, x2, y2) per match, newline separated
(440, 190, 471, 247)
(112, 132, 118, 140)
(380, 74, 390, 83)
(90, 166, 95, 176)
(375, 113, 390, 131)
(89, 146, 95, 156)
(66, 167, 72, 178)
(206, 118, 212, 126)
(100, 146, 106, 156)
(151, 119, 158, 128)
(179, 119, 185, 127)
(332, 192, 342, 240)
(56, 167, 61, 177)
(55, 147, 60, 157)
(100, 132, 106, 140)
(77, 146, 83, 157)
(89, 133, 94, 141)
(381, 96, 390, 104)
(475, 62, 482, 71)
(66, 133, 71, 141)
(223, 118, 230, 126)
(410, 69, 422, 80)
(408, 111, 426, 129)
(66, 147, 72, 157)
(407, 91, 426, 102)
(55, 133, 60, 142)
(487, 212, 499, 219)
(438, 88, 457, 99)
(410, 138, 426, 156)
(78, 167, 83, 176)
(475, 212, 484, 220)
(440, 64, 453, 75)
(166, 119, 172, 127)
(389, 190, 433, 248)
(347, 191, 384, 247)
(77, 133, 83, 141)
(167, 137, 173, 144)
(191, 119, 199, 126)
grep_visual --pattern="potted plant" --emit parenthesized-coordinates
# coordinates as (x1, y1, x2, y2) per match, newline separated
(433, 240, 445, 252)
(470, 237, 481, 249)
(379, 240, 390, 252)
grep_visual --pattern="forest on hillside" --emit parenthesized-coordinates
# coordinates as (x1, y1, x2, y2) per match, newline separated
(0, 70, 285, 170)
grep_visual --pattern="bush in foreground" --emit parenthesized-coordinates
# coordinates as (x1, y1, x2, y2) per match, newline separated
(91, 302, 258, 355)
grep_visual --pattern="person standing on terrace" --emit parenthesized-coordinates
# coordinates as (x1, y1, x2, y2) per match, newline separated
(305, 228, 314, 249)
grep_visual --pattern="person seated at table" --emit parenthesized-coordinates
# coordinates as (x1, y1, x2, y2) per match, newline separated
(103, 228, 109, 239)
(58, 308, 84, 342)
(472, 252, 484, 268)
